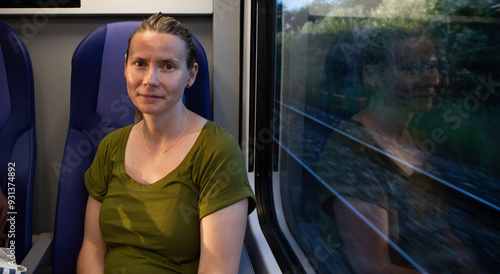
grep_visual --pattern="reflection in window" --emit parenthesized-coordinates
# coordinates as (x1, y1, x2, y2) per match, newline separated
(275, 0, 500, 273)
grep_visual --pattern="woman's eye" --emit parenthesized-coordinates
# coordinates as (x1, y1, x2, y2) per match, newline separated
(399, 61, 437, 74)
(410, 62, 424, 73)
(134, 61, 145, 67)
(162, 63, 175, 70)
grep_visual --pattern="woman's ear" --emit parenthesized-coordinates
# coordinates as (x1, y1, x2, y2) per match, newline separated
(124, 54, 128, 77)
(363, 64, 377, 87)
(186, 62, 199, 88)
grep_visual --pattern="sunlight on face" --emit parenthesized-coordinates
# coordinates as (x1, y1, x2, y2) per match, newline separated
(124, 31, 197, 117)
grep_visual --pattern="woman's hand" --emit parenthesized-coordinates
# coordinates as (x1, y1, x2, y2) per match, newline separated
(198, 199, 249, 274)
(77, 196, 108, 274)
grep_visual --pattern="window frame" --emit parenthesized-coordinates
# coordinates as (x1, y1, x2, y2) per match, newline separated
(252, 0, 305, 272)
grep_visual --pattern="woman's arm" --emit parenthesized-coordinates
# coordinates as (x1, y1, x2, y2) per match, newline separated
(77, 195, 108, 274)
(443, 228, 480, 273)
(198, 199, 248, 274)
(334, 196, 420, 274)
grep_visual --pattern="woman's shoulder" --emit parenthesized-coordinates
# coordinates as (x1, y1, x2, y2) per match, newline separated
(199, 120, 238, 147)
(96, 124, 134, 150)
(325, 118, 376, 149)
(104, 124, 133, 139)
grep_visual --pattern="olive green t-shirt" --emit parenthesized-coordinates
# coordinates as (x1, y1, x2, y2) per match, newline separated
(316, 119, 457, 272)
(85, 120, 256, 273)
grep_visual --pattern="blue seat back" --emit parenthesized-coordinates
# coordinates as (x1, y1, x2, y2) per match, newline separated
(52, 21, 210, 274)
(0, 23, 36, 263)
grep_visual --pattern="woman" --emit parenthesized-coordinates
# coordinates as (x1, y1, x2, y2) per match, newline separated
(317, 27, 477, 273)
(77, 13, 256, 273)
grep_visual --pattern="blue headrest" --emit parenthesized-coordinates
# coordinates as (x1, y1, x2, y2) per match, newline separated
(96, 22, 138, 130)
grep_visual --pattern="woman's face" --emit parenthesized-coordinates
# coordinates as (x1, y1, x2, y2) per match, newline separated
(374, 36, 439, 113)
(124, 31, 197, 117)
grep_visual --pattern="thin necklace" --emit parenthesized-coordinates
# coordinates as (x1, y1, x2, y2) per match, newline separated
(142, 111, 191, 156)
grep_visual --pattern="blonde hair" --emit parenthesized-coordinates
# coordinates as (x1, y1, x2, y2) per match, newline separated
(126, 12, 196, 69)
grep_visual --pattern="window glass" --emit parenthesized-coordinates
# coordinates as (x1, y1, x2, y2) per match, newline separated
(275, 0, 500, 273)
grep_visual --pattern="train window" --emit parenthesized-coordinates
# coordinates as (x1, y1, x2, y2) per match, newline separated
(254, 0, 500, 273)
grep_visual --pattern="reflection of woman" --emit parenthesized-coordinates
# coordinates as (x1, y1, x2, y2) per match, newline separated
(77, 13, 256, 273)
(317, 28, 477, 273)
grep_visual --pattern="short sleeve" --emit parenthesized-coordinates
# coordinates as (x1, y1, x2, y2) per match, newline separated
(84, 132, 114, 202)
(194, 123, 256, 219)
(316, 126, 389, 210)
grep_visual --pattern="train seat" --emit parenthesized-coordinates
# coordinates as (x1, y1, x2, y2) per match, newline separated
(0, 23, 36, 264)
(50, 21, 210, 273)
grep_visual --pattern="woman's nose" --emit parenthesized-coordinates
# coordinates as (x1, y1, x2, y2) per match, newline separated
(421, 67, 438, 86)
(144, 67, 159, 87)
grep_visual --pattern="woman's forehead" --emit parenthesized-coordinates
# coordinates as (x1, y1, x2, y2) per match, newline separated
(394, 36, 436, 61)
(128, 31, 187, 59)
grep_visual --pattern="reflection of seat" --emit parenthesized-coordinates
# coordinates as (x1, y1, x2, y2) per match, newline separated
(52, 21, 210, 274)
(0, 23, 36, 263)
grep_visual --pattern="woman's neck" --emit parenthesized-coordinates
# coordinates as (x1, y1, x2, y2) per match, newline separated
(356, 104, 414, 141)
(354, 105, 422, 176)
(141, 105, 190, 145)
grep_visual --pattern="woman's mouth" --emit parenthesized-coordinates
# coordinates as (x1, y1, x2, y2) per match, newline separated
(140, 94, 163, 101)
(412, 94, 434, 99)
